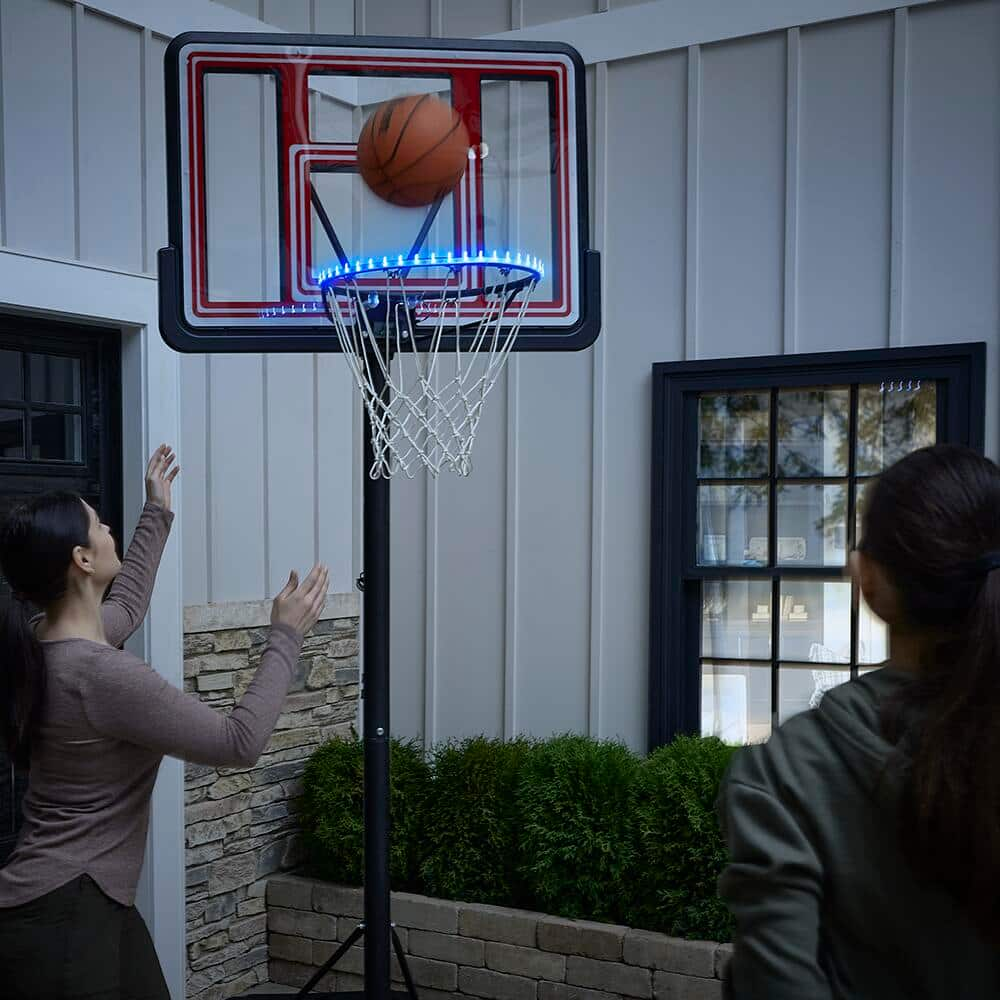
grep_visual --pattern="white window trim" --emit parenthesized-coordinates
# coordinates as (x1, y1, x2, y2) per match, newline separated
(0, 248, 186, 1000)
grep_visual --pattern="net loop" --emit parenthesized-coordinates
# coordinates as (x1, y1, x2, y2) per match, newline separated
(322, 257, 540, 479)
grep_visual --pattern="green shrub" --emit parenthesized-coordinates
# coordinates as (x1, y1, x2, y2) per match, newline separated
(389, 736, 434, 890)
(516, 734, 639, 922)
(419, 736, 535, 906)
(299, 731, 432, 890)
(627, 735, 737, 941)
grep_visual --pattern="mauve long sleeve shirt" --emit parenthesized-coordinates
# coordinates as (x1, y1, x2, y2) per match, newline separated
(0, 502, 302, 907)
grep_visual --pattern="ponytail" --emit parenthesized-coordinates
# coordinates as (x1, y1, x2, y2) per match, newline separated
(0, 492, 90, 767)
(0, 594, 47, 768)
(861, 445, 1000, 944)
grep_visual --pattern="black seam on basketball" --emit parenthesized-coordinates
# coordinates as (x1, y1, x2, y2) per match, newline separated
(381, 95, 432, 171)
(383, 116, 465, 184)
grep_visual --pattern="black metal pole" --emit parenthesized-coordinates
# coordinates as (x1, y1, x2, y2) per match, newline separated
(362, 355, 392, 1000)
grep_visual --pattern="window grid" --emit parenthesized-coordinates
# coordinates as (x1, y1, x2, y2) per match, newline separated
(696, 381, 924, 735)
(0, 350, 86, 465)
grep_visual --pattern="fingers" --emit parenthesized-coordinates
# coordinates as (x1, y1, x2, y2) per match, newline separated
(167, 466, 180, 483)
(147, 444, 177, 478)
(276, 570, 298, 599)
(300, 564, 329, 601)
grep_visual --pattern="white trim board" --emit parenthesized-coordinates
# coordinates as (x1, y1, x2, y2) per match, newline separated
(0, 248, 186, 1000)
(489, 0, 943, 65)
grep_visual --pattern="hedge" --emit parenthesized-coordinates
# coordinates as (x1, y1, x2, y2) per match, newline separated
(299, 731, 737, 942)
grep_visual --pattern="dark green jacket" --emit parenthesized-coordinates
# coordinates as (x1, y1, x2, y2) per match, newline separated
(716, 667, 999, 999)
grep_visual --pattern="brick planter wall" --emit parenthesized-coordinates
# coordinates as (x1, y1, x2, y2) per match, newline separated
(183, 596, 361, 1000)
(265, 875, 733, 1000)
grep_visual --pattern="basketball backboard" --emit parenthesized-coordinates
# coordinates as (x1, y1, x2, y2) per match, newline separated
(158, 32, 600, 353)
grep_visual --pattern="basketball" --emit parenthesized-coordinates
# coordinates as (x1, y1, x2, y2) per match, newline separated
(357, 94, 471, 208)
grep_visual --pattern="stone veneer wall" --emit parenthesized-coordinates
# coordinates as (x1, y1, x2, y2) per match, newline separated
(265, 874, 733, 1000)
(182, 595, 361, 1000)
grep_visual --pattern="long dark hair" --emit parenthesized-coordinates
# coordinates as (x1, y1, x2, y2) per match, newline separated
(860, 444, 1000, 940)
(0, 492, 90, 768)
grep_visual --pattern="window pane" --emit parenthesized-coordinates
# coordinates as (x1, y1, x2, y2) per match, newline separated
(0, 410, 24, 458)
(778, 663, 849, 724)
(855, 479, 873, 546)
(776, 483, 847, 567)
(778, 579, 851, 663)
(31, 413, 82, 461)
(29, 354, 81, 405)
(0, 351, 22, 400)
(702, 580, 772, 659)
(701, 661, 772, 744)
(858, 590, 889, 665)
(776, 388, 849, 477)
(698, 392, 769, 478)
(697, 484, 769, 566)
(856, 380, 936, 475)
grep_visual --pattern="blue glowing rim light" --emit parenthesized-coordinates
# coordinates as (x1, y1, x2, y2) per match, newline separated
(256, 249, 543, 317)
(318, 248, 544, 285)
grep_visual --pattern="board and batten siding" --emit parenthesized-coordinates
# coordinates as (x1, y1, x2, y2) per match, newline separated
(3, 0, 999, 753)
(351, 0, 1000, 752)
(0, 0, 357, 606)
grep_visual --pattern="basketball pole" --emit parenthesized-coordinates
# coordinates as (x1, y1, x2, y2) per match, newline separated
(361, 351, 392, 1000)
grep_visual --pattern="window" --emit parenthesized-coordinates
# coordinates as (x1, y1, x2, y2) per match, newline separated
(649, 344, 985, 749)
(0, 348, 85, 463)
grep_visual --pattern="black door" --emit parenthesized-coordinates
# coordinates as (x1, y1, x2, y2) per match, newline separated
(0, 315, 122, 864)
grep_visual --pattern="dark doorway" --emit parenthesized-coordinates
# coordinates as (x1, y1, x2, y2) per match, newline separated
(0, 314, 122, 864)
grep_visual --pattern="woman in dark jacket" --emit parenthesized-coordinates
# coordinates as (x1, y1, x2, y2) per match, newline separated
(0, 445, 329, 999)
(717, 444, 1000, 999)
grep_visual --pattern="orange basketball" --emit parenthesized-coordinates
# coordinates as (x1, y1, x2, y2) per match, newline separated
(357, 94, 471, 208)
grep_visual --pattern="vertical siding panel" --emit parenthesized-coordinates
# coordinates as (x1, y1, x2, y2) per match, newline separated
(146, 34, 168, 273)
(441, 0, 510, 36)
(313, 1, 355, 33)
(889, 8, 909, 347)
(209, 356, 266, 601)
(513, 350, 592, 739)
(261, 1, 311, 32)
(180, 355, 209, 606)
(903, 0, 1000, 348)
(588, 61, 609, 739)
(433, 364, 509, 741)
(389, 420, 429, 744)
(797, 14, 893, 353)
(783, 28, 800, 354)
(522, 0, 598, 27)
(685, 45, 700, 360)
(315, 356, 357, 593)
(362, 0, 431, 37)
(218, 0, 260, 17)
(2, 0, 75, 258)
(265, 355, 316, 595)
(78, 11, 143, 271)
(698, 32, 786, 358)
(598, 50, 687, 748)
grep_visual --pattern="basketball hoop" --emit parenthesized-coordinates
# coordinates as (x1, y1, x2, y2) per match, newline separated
(321, 251, 542, 479)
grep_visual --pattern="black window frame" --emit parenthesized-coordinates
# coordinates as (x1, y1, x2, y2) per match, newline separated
(649, 342, 986, 750)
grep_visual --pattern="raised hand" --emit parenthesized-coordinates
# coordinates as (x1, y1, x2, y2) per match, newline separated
(271, 564, 330, 636)
(145, 444, 180, 512)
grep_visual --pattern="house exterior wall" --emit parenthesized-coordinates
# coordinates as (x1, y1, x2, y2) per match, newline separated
(4, 0, 998, 753)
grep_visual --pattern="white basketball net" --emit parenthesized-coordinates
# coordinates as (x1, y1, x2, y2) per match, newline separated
(322, 261, 539, 479)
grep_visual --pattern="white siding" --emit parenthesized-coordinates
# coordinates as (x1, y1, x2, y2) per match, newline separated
(350, 0, 1000, 751)
(5, 0, 999, 752)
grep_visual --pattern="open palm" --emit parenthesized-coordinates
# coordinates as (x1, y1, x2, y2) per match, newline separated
(145, 444, 180, 512)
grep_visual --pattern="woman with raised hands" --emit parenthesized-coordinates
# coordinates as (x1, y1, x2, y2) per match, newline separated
(0, 444, 329, 999)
